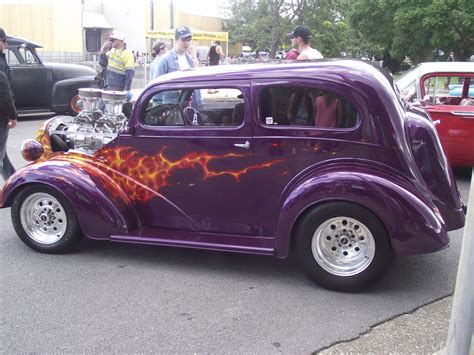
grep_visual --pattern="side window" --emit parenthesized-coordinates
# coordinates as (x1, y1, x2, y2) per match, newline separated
(143, 88, 244, 127)
(18, 47, 39, 64)
(4, 48, 20, 65)
(422, 75, 465, 105)
(259, 86, 359, 129)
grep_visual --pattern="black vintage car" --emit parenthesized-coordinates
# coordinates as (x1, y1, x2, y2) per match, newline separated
(5, 35, 97, 116)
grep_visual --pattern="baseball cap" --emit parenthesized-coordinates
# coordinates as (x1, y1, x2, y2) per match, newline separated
(110, 31, 125, 41)
(175, 26, 192, 40)
(291, 26, 311, 39)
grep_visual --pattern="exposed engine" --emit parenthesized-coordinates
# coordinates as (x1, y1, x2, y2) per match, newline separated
(48, 89, 129, 155)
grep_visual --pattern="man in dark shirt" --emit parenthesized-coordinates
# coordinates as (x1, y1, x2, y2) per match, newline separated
(0, 28, 18, 181)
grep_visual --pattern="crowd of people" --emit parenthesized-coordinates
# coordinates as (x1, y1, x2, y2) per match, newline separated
(95, 24, 324, 91)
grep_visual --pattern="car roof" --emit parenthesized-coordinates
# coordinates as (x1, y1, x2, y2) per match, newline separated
(395, 62, 474, 90)
(5, 35, 43, 49)
(148, 59, 394, 89)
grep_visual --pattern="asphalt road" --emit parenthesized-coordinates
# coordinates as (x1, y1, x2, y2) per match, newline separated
(0, 118, 471, 353)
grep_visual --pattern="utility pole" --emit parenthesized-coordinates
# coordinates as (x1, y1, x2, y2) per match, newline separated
(445, 169, 474, 355)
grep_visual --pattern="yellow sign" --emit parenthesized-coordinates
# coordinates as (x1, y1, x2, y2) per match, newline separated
(147, 29, 228, 42)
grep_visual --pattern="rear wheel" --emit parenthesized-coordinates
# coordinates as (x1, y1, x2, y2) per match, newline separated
(295, 202, 394, 292)
(11, 185, 83, 253)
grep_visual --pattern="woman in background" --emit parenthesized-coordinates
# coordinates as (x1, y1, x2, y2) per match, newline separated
(149, 41, 167, 81)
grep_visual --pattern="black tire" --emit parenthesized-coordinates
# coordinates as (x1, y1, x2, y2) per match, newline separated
(11, 185, 83, 254)
(295, 202, 394, 292)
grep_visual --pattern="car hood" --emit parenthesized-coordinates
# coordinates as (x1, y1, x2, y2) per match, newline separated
(45, 63, 96, 81)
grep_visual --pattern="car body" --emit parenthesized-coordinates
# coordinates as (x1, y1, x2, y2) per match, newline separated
(0, 60, 466, 291)
(396, 62, 474, 166)
(4, 35, 98, 116)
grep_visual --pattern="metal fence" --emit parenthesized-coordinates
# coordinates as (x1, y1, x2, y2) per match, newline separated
(39, 51, 150, 88)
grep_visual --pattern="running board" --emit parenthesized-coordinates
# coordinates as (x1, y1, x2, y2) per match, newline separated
(111, 227, 274, 256)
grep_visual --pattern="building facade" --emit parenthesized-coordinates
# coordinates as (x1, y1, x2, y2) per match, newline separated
(0, 0, 234, 56)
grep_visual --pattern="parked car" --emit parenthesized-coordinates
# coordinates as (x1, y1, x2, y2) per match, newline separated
(5, 35, 97, 116)
(396, 62, 474, 166)
(0, 61, 466, 292)
(275, 51, 286, 59)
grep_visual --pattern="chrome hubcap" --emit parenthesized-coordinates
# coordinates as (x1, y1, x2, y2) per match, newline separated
(311, 217, 375, 276)
(20, 192, 67, 244)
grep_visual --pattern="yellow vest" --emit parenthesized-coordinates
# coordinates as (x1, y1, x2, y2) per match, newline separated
(107, 48, 135, 75)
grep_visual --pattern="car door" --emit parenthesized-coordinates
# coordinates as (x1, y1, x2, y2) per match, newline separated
(420, 74, 474, 166)
(250, 79, 365, 237)
(7, 44, 50, 109)
(120, 80, 260, 236)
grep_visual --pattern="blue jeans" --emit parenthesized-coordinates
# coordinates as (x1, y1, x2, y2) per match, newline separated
(0, 126, 15, 181)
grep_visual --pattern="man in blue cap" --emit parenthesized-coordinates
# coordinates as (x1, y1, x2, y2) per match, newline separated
(156, 26, 196, 76)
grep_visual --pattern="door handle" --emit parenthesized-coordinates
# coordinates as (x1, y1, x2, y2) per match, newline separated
(234, 140, 250, 150)
(433, 119, 441, 126)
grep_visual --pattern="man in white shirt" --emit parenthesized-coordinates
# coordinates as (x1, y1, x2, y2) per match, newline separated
(156, 26, 196, 76)
(290, 26, 324, 60)
(156, 26, 201, 107)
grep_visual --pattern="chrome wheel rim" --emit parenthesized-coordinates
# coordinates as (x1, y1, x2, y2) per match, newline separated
(311, 217, 375, 277)
(70, 95, 81, 113)
(20, 192, 67, 244)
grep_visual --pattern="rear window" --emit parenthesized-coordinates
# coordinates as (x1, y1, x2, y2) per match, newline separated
(259, 86, 359, 129)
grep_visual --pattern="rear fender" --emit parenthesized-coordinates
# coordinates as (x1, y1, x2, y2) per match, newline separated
(275, 169, 447, 258)
(1, 161, 138, 239)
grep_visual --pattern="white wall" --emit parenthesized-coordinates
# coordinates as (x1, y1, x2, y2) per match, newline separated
(82, 0, 146, 53)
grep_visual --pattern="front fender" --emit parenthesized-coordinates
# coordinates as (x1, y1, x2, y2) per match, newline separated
(51, 76, 97, 112)
(1, 160, 138, 239)
(275, 169, 447, 258)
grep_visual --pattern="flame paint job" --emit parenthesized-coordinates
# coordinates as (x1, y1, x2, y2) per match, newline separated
(97, 146, 283, 203)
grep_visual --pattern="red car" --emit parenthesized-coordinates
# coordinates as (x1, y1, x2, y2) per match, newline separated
(396, 62, 474, 166)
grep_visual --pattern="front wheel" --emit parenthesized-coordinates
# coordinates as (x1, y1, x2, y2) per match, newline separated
(295, 202, 394, 292)
(11, 185, 83, 253)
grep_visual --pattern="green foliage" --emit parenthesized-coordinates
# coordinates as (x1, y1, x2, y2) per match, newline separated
(349, 0, 474, 62)
(224, 0, 474, 62)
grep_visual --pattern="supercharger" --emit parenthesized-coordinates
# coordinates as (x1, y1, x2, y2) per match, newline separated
(47, 89, 129, 155)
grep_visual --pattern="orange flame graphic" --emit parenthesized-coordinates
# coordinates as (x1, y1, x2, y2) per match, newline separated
(94, 146, 283, 202)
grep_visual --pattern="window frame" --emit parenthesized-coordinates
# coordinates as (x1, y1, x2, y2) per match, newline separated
(133, 80, 252, 137)
(253, 80, 363, 132)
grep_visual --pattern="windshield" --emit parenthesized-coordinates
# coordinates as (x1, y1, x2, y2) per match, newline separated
(395, 65, 421, 90)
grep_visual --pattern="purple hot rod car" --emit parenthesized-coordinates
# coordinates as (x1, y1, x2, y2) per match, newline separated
(0, 60, 466, 292)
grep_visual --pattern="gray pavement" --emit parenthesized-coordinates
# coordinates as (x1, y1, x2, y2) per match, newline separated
(1, 119, 472, 353)
(318, 296, 453, 354)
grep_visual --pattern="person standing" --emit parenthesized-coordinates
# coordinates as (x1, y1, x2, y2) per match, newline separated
(285, 48, 299, 60)
(149, 41, 167, 80)
(447, 51, 455, 62)
(290, 26, 323, 60)
(0, 28, 18, 181)
(99, 31, 135, 92)
(207, 41, 224, 66)
(156, 26, 201, 107)
(156, 26, 197, 76)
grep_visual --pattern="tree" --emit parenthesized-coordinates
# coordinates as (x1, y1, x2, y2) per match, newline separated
(224, 0, 302, 58)
(350, 0, 474, 64)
